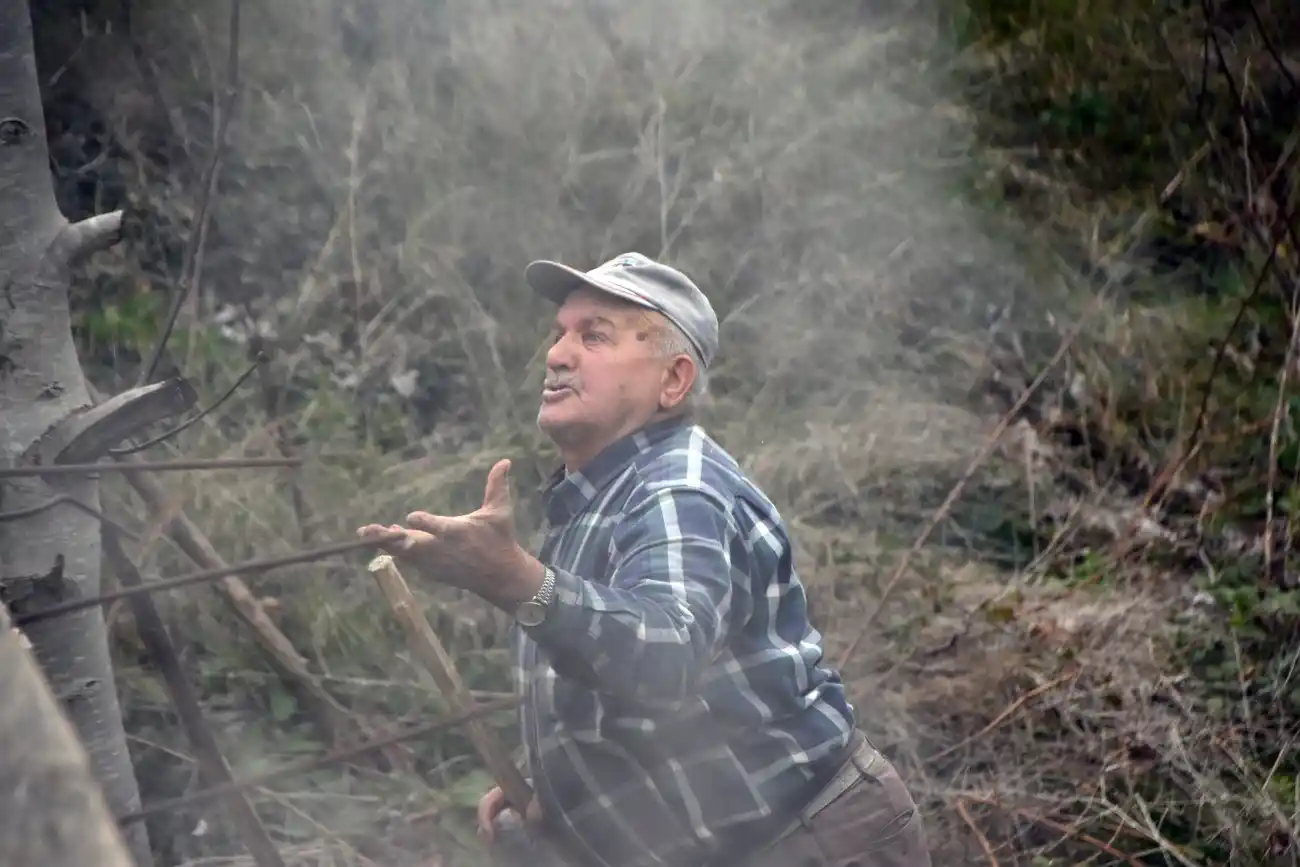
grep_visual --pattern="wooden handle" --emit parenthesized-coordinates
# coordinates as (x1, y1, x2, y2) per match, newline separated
(366, 555, 534, 811)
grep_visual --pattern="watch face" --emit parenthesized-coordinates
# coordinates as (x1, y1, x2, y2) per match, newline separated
(516, 600, 546, 627)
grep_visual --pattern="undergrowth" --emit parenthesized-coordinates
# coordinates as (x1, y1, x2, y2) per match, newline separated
(26, 0, 1300, 863)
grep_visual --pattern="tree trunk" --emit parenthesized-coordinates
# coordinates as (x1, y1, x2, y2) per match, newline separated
(0, 2, 153, 863)
(0, 605, 137, 867)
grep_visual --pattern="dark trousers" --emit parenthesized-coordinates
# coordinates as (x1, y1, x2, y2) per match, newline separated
(490, 732, 932, 867)
(741, 733, 932, 867)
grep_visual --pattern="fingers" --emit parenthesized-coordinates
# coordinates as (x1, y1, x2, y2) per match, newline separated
(405, 510, 453, 534)
(481, 458, 513, 511)
(524, 793, 543, 826)
(355, 524, 433, 554)
(476, 786, 507, 842)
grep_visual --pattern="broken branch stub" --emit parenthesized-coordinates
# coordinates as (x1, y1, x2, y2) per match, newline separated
(44, 377, 198, 466)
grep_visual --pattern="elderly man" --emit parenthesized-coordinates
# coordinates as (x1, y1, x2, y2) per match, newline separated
(358, 253, 931, 867)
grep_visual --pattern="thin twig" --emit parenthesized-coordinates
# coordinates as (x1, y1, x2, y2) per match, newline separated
(955, 798, 1001, 867)
(111, 444, 408, 770)
(102, 529, 285, 867)
(121, 0, 194, 170)
(1263, 304, 1300, 573)
(964, 797, 1147, 866)
(1202, 0, 1300, 258)
(926, 671, 1079, 763)
(1244, 0, 1298, 94)
(245, 330, 315, 545)
(1108, 5, 1300, 560)
(0, 494, 139, 541)
(836, 277, 1114, 669)
(136, 0, 242, 386)
(0, 456, 310, 479)
(12, 533, 402, 627)
(115, 696, 519, 828)
(111, 360, 262, 456)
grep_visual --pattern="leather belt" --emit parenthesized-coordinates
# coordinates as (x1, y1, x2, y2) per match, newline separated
(801, 731, 885, 819)
(760, 731, 886, 850)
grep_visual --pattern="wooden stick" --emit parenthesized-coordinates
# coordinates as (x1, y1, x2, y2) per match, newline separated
(367, 555, 534, 810)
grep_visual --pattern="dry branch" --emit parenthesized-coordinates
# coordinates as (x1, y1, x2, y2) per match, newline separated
(962, 797, 1149, 866)
(0, 492, 139, 540)
(110, 360, 261, 457)
(116, 696, 520, 829)
(41, 377, 197, 465)
(367, 554, 533, 809)
(0, 455, 308, 479)
(137, 0, 243, 385)
(926, 671, 1079, 764)
(0, 605, 136, 867)
(103, 528, 285, 867)
(955, 798, 1000, 867)
(836, 278, 1119, 668)
(14, 532, 401, 626)
(112, 450, 402, 763)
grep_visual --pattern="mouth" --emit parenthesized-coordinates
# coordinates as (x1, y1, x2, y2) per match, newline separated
(541, 384, 575, 403)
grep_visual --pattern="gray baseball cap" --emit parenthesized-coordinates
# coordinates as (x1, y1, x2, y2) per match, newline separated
(524, 252, 719, 368)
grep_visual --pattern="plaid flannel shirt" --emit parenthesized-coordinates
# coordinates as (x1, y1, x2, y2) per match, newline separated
(513, 416, 856, 867)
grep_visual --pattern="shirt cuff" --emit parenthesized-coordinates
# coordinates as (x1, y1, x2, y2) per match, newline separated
(521, 564, 587, 642)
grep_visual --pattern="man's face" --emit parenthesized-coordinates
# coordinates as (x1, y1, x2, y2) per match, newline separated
(537, 288, 683, 465)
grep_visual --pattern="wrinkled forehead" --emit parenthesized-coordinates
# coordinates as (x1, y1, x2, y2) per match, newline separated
(553, 287, 658, 328)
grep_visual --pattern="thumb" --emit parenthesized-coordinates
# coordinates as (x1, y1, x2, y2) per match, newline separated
(481, 458, 513, 512)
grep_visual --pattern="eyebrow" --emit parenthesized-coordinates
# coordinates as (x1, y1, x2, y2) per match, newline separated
(554, 314, 620, 331)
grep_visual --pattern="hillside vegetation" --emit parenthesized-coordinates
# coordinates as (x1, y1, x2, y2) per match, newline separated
(26, 0, 1300, 863)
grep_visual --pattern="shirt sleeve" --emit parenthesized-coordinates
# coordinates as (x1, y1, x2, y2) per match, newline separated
(522, 482, 745, 705)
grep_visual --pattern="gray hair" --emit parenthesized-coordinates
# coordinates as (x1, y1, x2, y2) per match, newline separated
(651, 316, 709, 408)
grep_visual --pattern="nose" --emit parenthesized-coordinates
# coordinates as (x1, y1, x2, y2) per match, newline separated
(545, 331, 578, 371)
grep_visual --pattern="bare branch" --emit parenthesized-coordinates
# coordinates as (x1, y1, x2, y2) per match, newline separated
(102, 529, 285, 867)
(245, 332, 316, 544)
(110, 360, 262, 457)
(836, 263, 1124, 669)
(115, 696, 519, 829)
(113, 446, 410, 770)
(0, 455, 313, 479)
(38, 377, 198, 466)
(13, 532, 402, 627)
(46, 211, 125, 270)
(137, 0, 243, 387)
(0, 493, 139, 541)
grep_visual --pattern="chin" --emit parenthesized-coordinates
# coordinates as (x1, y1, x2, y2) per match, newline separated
(536, 407, 567, 437)
(537, 408, 587, 444)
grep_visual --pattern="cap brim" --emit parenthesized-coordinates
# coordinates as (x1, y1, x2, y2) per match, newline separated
(524, 259, 657, 310)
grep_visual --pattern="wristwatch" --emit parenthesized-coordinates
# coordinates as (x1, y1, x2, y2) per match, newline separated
(514, 565, 556, 627)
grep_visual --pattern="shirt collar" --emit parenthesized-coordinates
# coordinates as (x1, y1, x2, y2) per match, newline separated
(541, 415, 692, 526)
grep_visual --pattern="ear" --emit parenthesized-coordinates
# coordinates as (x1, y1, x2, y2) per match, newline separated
(658, 353, 697, 411)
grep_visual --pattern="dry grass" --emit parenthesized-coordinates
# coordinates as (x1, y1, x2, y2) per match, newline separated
(34, 0, 1300, 863)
